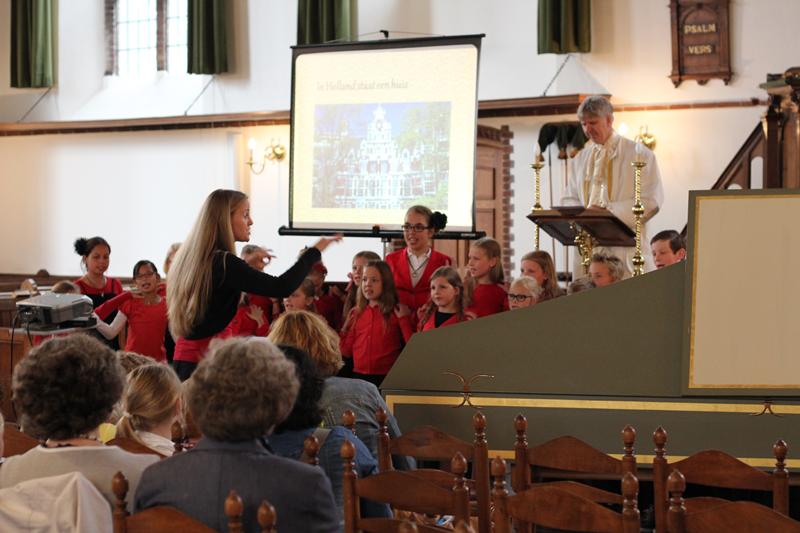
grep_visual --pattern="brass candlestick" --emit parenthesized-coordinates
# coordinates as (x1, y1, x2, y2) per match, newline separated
(530, 157, 545, 250)
(631, 159, 647, 276)
(570, 222, 595, 274)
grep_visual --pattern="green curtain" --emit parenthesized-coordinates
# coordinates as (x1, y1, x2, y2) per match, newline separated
(538, 0, 591, 54)
(10, 0, 54, 88)
(298, 0, 357, 46)
(188, 0, 228, 74)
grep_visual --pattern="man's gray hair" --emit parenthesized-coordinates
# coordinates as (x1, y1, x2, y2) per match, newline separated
(577, 96, 614, 119)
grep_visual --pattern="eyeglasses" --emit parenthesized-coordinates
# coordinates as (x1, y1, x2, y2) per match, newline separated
(135, 271, 157, 280)
(401, 224, 430, 233)
(508, 293, 533, 303)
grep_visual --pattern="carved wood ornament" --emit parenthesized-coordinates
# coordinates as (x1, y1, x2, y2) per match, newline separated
(669, 0, 732, 87)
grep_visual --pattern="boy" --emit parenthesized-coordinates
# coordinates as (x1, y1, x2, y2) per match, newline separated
(650, 230, 686, 269)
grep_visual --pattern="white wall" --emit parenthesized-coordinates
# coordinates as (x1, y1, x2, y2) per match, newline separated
(0, 0, 795, 279)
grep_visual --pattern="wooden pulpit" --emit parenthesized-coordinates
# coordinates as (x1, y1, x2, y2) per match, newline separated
(526, 206, 635, 248)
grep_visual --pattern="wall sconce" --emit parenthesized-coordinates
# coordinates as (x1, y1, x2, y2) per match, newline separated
(635, 125, 657, 151)
(246, 138, 286, 174)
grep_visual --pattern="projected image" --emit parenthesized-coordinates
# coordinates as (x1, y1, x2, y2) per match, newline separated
(312, 102, 451, 210)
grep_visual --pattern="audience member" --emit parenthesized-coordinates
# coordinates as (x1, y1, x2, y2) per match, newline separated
(508, 276, 543, 310)
(116, 364, 182, 456)
(650, 229, 687, 269)
(340, 260, 413, 387)
(465, 237, 508, 317)
(0, 335, 158, 509)
(418, 266, 469, 331)
(385, 206, 452, 321)
(134, 337, 338, 532)
(270, 345, 391, 526)
(51, 280, 80, 294)
(267, 310, 405, 464)
(589, 254, 625, 288)
(519, 250, 565, 301)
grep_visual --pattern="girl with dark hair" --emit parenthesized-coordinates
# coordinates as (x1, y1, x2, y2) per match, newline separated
(95, 260, 169, 361)
(339, 260, 414, 387)
(270, 345, 391, 525)
(74, 236, 124, 348)
(385, 206, 452, 323)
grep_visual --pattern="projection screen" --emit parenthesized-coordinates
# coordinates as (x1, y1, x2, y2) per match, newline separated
(289, 35, 483, 233)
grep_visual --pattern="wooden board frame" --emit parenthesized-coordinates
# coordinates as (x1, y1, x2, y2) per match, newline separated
(682, 189, 800, 396)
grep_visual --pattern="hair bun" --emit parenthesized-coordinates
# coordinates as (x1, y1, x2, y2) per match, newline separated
(430, 212, 448, 232)
(74, 238, 89, 256)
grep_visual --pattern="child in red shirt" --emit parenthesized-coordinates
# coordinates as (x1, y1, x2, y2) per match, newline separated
(465, 237, 509, 318)
(339, 261, 414, 388)
(74, 236, 124, 348)
(95, 260, 168, 361)
(418, 266, 470, 332)
(308, 261, 343, 330)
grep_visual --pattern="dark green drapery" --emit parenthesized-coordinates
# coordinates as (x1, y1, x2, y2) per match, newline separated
(10, 0, 54, 88)
(188, 0, 228, 74)
(538, 0, 591, 54)
(297, 0, 357, 46)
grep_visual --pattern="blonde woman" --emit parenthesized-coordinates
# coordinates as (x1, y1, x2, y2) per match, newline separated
(116, 364, 182, 456)
(167, 189, 341, 380)
(268, 310, 408, 466)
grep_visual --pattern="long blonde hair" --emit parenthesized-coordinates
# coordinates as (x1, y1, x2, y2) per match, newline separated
(168, 189, 247, 338)
(116, 364, 182, 447)
(464, 237, 504, 305)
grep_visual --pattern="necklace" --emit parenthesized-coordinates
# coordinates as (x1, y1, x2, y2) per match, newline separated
(409, 256, 429, 278)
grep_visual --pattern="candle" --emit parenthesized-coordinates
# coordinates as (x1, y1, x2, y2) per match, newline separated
(247, 138, 256, 162)
(635, 141, 644, 162)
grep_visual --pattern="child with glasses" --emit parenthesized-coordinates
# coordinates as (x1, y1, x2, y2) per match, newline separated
(95, 260, 168, 361)
(508, 276, 543, 310)
(385, 205, 452, 325)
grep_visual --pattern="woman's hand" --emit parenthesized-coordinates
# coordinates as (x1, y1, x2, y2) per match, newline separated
(313, 234, 344, 253)
(394, 303, 411, 318)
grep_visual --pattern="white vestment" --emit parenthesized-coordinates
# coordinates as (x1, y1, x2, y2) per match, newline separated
(563, 132, 664, 275)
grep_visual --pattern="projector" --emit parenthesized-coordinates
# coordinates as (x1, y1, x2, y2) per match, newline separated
(16, 293, 95, 327)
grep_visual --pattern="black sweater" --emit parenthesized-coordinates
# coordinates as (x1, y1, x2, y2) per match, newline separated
(185, 247, 321, 339)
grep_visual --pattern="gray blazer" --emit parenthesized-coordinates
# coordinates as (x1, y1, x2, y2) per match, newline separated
(134, 438, 338, 533)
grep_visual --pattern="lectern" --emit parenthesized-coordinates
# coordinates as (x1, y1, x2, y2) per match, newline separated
(527, 206, 635, 272)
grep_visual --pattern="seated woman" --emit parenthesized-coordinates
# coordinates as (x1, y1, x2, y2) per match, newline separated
(267, 310, 407, 466)
(270, 345, 391, 525)
(0, 335, 159, 509)
(116, 364, 182, 456)
(134, 337, 338, 533)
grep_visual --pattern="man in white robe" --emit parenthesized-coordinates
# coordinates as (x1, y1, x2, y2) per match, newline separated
(562, 96, 664, 275)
